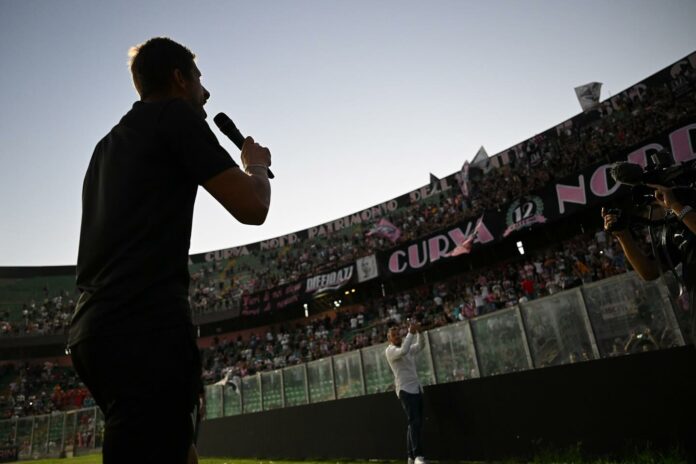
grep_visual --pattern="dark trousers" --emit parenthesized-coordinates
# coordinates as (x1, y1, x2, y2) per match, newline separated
(70, 325, 201, 464)
(399, 390, 424, 459)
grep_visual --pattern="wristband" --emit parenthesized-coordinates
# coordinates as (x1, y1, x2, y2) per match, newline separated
(677, 205, 693, 221)
(245, 164, 269, 172)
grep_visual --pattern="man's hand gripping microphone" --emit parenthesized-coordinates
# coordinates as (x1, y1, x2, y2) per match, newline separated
(213, 112, 275, 179)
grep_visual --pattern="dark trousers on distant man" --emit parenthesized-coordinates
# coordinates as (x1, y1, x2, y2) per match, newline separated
(399, 390, 424, 460)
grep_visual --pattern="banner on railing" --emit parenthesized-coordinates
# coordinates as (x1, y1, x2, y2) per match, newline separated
(356, 255, 379, 283)
(240, 281, 306, 316)
(382, 215, 493, 276)
(305, 265, 357, 295)
(239, 258, 378, 316)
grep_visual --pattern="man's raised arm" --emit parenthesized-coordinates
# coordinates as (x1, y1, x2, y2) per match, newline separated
(410, 332, 423, 354)
(386, 332, 415, 361)
(386, 322, 420, 360)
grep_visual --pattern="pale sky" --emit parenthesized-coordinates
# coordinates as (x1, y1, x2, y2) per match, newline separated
(1, 0, 695, 266)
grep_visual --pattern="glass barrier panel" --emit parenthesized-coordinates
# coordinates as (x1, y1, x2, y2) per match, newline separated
(644, 275, 685, 347)
(242, 375, 262, 414)
(62, 411, 77, 450)
(223, 384, 242, 416)
(204, 385, 223, 419)
(521, 289, 597, 368)
(655, 273, 691, 343)
(261, 371, 283, 411)
(94, 409, 105, 448)
(307, 358, 335, 403)
(75, 409, 96, 451)
(30, 415, 49, 458)
(333, 351, 364, 399)
(282, 364, 308, 407)
(582, 273, 683, 358)
(414, 332, 436, 386)
(429, 321, 480, 383)
(0, 419, 14, 446)
(361, 342, 393, 395)
(16, 417, 33, 458)
(47, 412, 64, 455)
(471, 307, 531, 377)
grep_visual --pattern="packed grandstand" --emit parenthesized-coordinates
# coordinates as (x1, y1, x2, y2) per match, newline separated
(0, 51, 694, 456)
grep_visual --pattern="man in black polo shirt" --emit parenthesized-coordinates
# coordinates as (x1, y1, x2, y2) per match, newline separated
(69, 37, 272, 464)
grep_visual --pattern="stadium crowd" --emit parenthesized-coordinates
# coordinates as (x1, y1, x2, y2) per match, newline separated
(466, 79, 696, 215)
(198, 228, 633, 386)
(0, 362, 94, 419)
(0, 292, 75, 337)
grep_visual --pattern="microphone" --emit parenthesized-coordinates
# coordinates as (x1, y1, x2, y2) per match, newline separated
(213, 112, 274, 179)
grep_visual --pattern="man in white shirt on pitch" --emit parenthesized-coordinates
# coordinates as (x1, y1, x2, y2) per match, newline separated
(386, 321, 426, 464)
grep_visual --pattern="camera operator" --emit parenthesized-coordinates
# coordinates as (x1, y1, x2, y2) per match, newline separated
(601, 183, 696, 345)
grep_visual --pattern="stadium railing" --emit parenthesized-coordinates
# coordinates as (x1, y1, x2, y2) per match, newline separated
(0, 406, 104, 460)
(202, 272, 686, 418)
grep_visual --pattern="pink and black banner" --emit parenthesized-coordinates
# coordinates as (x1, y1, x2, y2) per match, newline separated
(240, 281, 305, 316)
(379, 118, 696, 277)
(240, 264, 361, 315)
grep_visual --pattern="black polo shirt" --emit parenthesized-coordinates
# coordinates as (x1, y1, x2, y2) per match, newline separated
(69, 99, 237, 346)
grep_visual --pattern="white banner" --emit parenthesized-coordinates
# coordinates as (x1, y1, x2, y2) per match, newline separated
(356, 255, 379, 283)
(306, 265, 355, 294)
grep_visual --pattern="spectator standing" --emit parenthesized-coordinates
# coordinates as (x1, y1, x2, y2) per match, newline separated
(386, 322, 426, 464)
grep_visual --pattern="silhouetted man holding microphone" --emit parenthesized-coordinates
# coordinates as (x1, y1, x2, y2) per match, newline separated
(68, 37, 272, 463)
(386, 321, 426, 464)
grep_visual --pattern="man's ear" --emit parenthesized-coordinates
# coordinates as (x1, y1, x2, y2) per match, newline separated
(172, 68, 188, 91)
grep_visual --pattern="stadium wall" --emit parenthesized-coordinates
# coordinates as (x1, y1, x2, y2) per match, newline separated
(198, 345, 696, 461)
(0, 333, 66, 359)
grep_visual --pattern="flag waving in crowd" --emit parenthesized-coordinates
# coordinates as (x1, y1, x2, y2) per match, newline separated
(445, 234, 474, 257)
(574, 82, 602, 111)
(445, 217, 485, 257)
(458, 161, 470, 198)
(367, 218, 402, 243)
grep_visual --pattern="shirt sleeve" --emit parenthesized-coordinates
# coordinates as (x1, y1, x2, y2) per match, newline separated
(410, 333, 423, 354)
(158, 99, 238, 185)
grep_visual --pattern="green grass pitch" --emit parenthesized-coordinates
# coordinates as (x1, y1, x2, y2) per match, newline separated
(19, 452, 688, 463)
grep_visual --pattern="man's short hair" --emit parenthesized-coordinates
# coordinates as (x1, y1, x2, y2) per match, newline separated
(128, 37, 196, 98)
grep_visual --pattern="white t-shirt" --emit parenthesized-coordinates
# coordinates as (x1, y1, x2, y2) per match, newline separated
(385, 332, 423, 397)
(534, 260, 543, 274)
